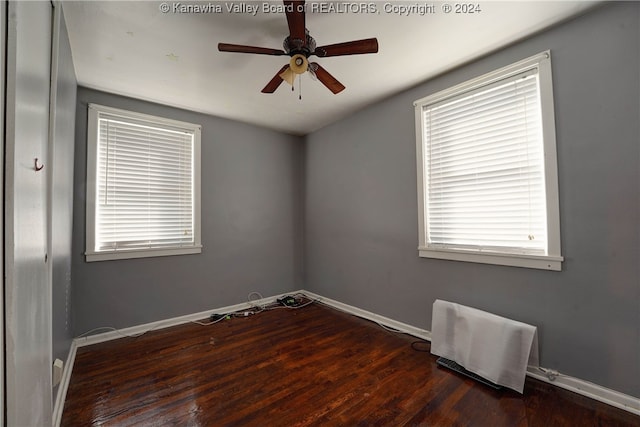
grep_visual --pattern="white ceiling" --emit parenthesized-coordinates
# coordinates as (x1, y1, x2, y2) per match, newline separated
(63, 1, 598, 135)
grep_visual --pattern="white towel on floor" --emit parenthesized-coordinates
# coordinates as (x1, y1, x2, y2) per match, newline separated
(430, 299, 539, 393)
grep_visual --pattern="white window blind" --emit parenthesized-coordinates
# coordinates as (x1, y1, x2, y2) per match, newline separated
(414, 51, 563, 270)
(424, 72, 546, 254)
(86, 105, 202, 261)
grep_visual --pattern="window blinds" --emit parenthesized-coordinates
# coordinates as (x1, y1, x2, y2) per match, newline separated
(95, 115, 195, 252)
(422, 72, 547, 255)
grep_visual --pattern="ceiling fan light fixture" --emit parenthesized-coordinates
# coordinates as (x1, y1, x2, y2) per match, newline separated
(279, 67, 296, 86)
(289, 53, 308, 74)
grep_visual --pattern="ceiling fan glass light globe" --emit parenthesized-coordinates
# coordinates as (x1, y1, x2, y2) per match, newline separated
(279, 67, 296, 86)
(289, 54, 308, 74)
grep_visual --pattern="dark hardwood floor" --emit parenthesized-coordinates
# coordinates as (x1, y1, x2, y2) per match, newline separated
(62, 302, 639, 426)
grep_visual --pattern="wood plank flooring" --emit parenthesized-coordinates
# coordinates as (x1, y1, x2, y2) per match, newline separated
(62, 301, 640, 426)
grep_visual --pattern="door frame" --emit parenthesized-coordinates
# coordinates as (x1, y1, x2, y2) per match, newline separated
(3, 0, 54, 424)
(0, 0, 6, 424)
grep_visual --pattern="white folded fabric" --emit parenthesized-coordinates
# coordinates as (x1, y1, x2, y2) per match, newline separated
(430, 299, 539, 393)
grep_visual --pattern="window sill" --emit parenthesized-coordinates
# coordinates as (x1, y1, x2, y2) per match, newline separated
(86, 246, 202, 262)
(418, 247, 563, 271)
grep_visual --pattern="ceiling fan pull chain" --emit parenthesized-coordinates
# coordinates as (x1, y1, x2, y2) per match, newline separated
(299, 74, 302, 100)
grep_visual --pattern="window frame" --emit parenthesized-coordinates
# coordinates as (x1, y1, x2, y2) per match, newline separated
(85, 103, 202, 262)
(414, 51, 563, 271)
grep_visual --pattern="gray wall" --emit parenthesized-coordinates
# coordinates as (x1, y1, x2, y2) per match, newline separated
(72, 88, 304, 333)
(304, 2, 640, 398)
(52, 9, 77, 366)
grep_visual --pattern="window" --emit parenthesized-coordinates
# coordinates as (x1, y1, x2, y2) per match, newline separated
(85, 104, 201, 262)
(414, 51, 562, 270)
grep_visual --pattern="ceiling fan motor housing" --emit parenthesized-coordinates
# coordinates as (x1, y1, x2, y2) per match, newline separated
(283, 31, 316, 57)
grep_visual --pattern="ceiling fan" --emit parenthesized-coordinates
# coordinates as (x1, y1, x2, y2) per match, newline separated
(218, 0, 378, 95)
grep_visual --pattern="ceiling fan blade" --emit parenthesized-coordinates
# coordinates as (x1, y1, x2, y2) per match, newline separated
(284, 1, 306, 45)
(313, 38, 378, 57)
(218, 43, 286, 56)
(262, 65, 291, 93)
(309, 62, 345, 94)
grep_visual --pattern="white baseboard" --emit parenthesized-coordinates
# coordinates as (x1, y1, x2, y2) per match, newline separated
(52, 339, 78, 427)
(73, 290, 301, 348)
(304, 291, 640, 417)
(527, 368, 640, 416)
(52, 289, 640, 422)
(302, 290, 431, 341)
(52, 290, 303, 425)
